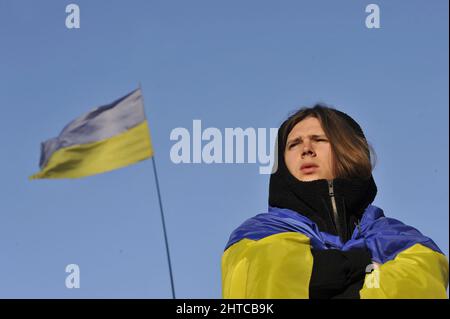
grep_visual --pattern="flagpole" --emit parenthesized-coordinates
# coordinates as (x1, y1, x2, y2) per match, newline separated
(151, 156, 176, 299)
(139, 83, 176, 299)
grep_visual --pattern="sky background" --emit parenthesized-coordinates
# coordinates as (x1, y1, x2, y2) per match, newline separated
(0, 0, 448, 298)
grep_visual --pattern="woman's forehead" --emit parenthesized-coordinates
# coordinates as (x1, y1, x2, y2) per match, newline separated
(288, 117, 325, 137)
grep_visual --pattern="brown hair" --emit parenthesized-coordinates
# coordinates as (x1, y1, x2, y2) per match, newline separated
(282, 104, 376, 180)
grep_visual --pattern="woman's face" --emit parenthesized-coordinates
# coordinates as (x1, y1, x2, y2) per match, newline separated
(284, 116, 335, 182)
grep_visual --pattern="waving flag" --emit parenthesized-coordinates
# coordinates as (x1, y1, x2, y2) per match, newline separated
(29, 88, 153, 179)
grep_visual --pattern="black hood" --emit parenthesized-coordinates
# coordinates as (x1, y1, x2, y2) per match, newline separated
(268, 109, 377, 242)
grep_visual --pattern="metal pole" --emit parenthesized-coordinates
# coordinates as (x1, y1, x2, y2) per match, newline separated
(139, 82, 176, 299)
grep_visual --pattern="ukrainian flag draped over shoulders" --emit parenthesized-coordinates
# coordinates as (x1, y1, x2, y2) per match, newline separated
(222, 205, 449, 299)
(29, 88, 153, 179)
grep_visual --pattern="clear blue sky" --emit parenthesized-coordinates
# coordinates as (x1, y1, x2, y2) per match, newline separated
(0, 0, 448, 298)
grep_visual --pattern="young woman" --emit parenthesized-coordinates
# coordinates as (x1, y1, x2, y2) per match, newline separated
(221, 105, 448, 299)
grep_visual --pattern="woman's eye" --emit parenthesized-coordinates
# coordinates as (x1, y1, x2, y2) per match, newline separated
(288, 139, 327, 149)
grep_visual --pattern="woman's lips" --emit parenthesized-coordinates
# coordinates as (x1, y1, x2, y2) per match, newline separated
(300, 166, 318, 174)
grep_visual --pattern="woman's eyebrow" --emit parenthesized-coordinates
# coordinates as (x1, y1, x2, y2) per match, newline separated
(287, 134, 327, 144)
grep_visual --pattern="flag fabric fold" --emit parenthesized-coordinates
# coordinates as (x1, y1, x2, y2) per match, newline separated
(30, 88, 153, 179)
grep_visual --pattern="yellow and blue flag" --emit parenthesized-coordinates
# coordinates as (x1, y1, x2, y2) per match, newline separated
(30, 88, 153, 179)
(222, 205, 449, 298)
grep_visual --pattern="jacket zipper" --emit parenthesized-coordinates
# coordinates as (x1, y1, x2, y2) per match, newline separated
(327, 180, 342, 239)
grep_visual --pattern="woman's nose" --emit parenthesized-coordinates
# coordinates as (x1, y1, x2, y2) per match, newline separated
(301, 141, 315, 157)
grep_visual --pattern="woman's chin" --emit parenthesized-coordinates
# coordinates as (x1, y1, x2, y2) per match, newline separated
(298, 175, 320, 182)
